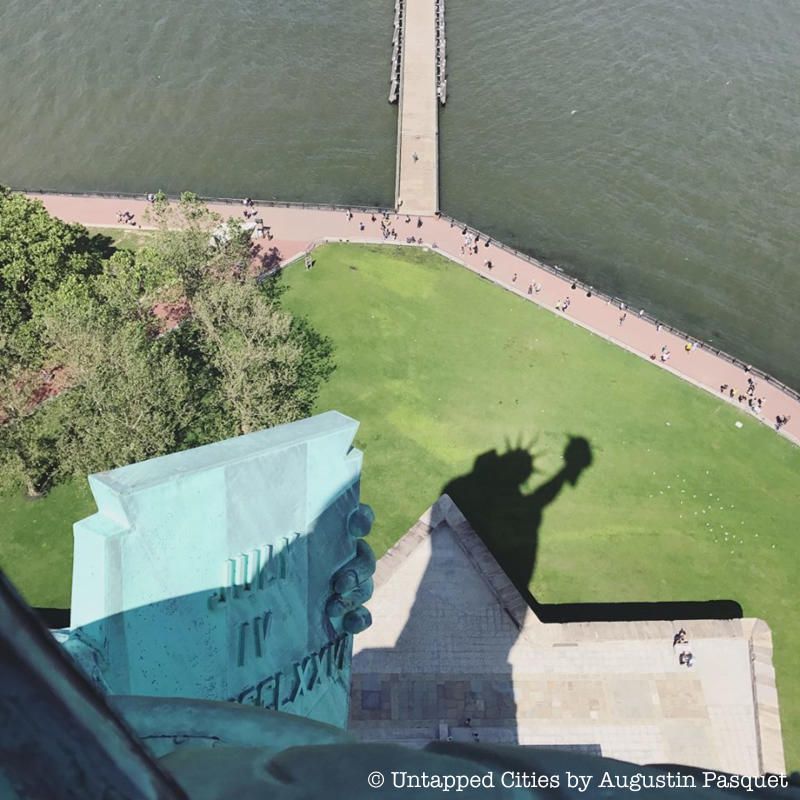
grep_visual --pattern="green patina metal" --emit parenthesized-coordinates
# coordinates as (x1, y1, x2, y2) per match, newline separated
(63, 411, 375, 729)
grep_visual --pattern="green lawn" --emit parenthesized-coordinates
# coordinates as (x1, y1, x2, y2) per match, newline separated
(87, 225, 152, 252)
(1, 479, 96, 609)
(281, 243, 800, 764)
(1, 241, 797, 763)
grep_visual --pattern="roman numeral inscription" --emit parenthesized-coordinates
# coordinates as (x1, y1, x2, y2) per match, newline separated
(236, 611, 272, 667)
(209, 534, 299, 608)
(233, 634, 350, 710)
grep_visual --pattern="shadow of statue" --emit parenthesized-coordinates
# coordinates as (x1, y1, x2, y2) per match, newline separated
(442, 436, 592, 605)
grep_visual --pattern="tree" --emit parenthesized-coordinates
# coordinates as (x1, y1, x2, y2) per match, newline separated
(0, 188, 106, 365)
(0, 191, 335, 495)
(191, 277, 334, 436)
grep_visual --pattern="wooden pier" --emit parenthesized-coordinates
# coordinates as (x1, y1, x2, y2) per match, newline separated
(393, 0, 444, 215)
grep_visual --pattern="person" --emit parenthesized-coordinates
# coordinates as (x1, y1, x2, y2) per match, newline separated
(146, 193, 155, 203)
(720, 384, 728, 393)
(417, 217, 422, 228)
(672, 629, 687, 647)
(412, 151, 419, 162)
(528, 284, 533, 295)
(405, 215, 411, 223)
(359, 222, 365, 231)
(346, 209, 353, 221)
(619, 313, 627, 326)
(484, 260, 493, 270)
(534, 282, 542, 293)
(729, 387, 735, 398)
(512, 273, 517, 282)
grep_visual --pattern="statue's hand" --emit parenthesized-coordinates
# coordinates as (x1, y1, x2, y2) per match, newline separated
(563, 436, 593, 485)
(326, 504, 376, 634)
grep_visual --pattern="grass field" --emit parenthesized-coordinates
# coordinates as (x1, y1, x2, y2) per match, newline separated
(1, 241, 797, 762)
(281, 243, 800, 763)
(87, 225, 152, 252)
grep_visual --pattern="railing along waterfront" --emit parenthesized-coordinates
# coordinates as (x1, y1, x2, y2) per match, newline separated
(436, 212, 800, 404)
(18, 187, 799, 405)
(21, 188, 394, 216)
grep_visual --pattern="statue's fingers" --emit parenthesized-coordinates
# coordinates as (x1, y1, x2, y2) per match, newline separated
(326, 578, 374, 618)
(332, 539, 376, 594)
(346, 503, 375, 538)
(342, 606, 372, 634)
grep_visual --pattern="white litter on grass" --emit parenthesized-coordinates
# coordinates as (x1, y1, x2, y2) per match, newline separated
(735, 421, 743, 428)
(665, 421, 671, 426)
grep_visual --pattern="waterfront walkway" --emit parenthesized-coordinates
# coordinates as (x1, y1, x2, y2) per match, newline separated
(30, 193, 799, 446)
(394, 0, 439, 214)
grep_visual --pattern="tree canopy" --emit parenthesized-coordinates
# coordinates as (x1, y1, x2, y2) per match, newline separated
(0, 190, 334, 496)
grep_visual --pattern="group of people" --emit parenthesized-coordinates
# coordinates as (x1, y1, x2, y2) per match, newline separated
(775, 414, 791, 431)
(240, 198, 272, 239)
(461, 232, 484, 256)
(556, 296, 572, 313)
(673, 628, 694, 668)
(719, 378, 766, 415)
(116, 209, 136, 225)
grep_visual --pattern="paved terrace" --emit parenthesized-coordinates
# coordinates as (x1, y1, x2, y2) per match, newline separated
(30, 193, 800, 446)
(350, 496, 784, 775)
(394, 0, 439, 214)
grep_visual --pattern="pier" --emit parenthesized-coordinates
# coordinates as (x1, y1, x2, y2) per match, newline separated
(394, 0, 443, 215)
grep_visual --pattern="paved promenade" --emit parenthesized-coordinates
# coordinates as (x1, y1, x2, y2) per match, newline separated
(395, 0, 439, 214)
(351, 496, 783, 774)
(30, 193, 799, 445)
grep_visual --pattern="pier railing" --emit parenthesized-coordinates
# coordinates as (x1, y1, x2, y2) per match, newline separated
(22, 188, 394, 216)
(19, 187, 799, 404)
(389, 0, 404, 103)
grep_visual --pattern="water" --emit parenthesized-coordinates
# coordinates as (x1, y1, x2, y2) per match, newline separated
(1, 0, 798, 387)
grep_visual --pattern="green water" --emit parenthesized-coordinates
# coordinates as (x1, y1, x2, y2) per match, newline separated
(1, 0, 798, 387)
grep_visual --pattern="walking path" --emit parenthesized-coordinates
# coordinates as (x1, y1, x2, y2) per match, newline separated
(29, 192, 799, 446)
(394, 0, 439, 214)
